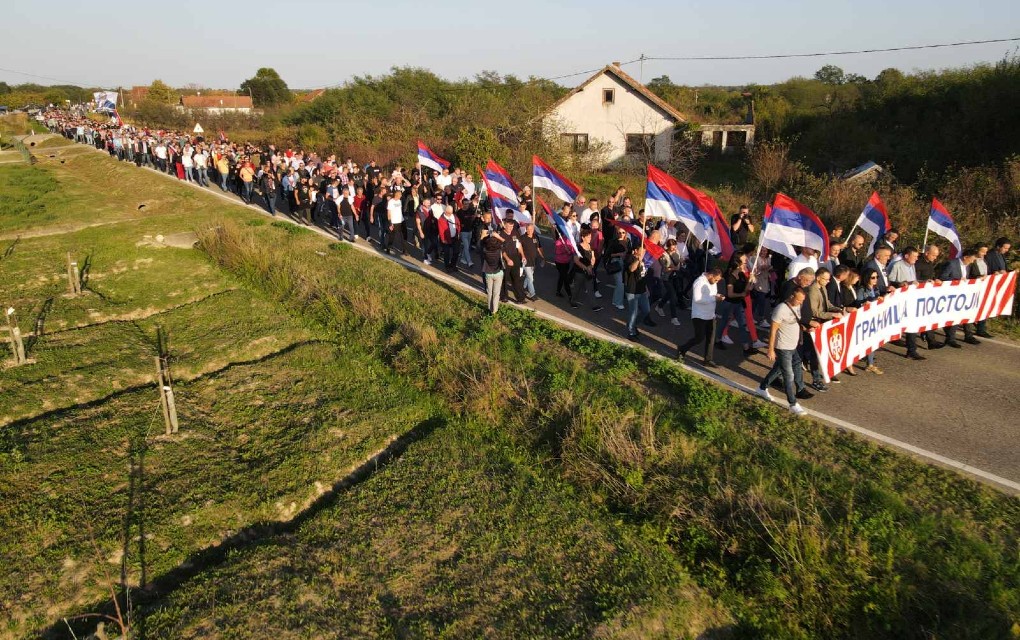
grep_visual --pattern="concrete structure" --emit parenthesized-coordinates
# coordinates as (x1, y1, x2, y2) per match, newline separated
(177, 95, 253, 115)
(841, 161, 883, 183)
(544, 63, 686, 167)
(697, 123, 755, 154)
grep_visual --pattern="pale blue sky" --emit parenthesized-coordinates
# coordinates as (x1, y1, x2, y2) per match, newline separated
(3, 0, 1018, 89)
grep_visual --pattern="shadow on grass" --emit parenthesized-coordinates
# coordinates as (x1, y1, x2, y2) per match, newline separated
(41, 413, 448, 640)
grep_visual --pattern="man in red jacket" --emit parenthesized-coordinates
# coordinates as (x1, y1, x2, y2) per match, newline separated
(437, 205, 461, 271)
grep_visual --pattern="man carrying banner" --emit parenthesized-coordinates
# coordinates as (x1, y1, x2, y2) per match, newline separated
(755, 287, 813, 414)
(940, 249, 981, 347)
(887, 247, 929, 359)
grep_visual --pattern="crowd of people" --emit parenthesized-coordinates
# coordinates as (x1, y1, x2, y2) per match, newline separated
(44, 110, 1014, 415)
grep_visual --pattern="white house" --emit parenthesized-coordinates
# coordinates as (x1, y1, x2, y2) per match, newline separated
(544, 62, 686, 167)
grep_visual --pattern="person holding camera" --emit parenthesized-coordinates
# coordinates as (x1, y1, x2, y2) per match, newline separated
(730, 204, 755, 246)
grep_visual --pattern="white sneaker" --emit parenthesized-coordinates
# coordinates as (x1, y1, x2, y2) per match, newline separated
(790, 404, 806, 415)
(729, 319, 739, 328)
(754, 387, 772, 401)
(752, 340, 768, 349)
(720, 335, 735, 345)
(423, 258, 432, 265)
(614, 304, 625, 310)
(757, 320, 771, 330)
(655, 306, 666, 317)
(594, 291, 603, 299)
(671, 317, 681, 326)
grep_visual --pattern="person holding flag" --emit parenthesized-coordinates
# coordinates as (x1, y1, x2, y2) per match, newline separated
(925, 198, 963, 260)
(846, 192, 891, 255)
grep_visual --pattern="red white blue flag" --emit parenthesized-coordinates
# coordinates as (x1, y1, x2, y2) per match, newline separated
(853, 191, 892, 254)
(645, 164, 731, 259)
(417, 141, 450, 173)
(482, 159, 522, 219)
(532, 155, 581, 203)
(539, 196, 580, 257)
(928, 198, 962, 259)
(760, 193, 830, 260)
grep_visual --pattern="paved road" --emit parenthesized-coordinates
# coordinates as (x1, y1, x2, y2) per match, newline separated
(283, 213, 1020, 494)
(36, 145, 1020, 493)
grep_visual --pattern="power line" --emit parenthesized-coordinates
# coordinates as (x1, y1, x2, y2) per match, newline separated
(643, 36, 1020, 62)
(0, 66, 105, 88)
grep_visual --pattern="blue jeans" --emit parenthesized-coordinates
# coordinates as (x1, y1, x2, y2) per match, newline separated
(522, 265, 536, 297)
(196, 167, 209, 186)
(242, 181, 254, 203)
(460, 230, 473, 265)
(716, 300, 749, 346)
(612, 270, 625, 307)
(220, 172, 229, 191)
(184, 166, 195, 182)
(626, 292, 650, 335)
(761, 347, 805, 406)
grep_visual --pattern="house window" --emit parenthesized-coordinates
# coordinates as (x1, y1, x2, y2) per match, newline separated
(602, 89, 615, 105)
(625, 133, 655, 155)
(561, 133, 589, 153)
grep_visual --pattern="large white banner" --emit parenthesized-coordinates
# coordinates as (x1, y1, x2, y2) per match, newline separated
(93, 91, 118, 113)
(812, 271, 1017, 381)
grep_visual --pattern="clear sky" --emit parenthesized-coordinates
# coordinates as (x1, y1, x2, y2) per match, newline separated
(3, 0, 1018, 90)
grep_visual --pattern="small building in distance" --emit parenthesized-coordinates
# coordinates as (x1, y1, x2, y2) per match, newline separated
(543, 63, 755, 168)
(177, 95, 253, 115)
(841, 161, 884, 183)
(545, 62, 686, 167)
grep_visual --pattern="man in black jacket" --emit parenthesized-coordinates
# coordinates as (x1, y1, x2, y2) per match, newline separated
(914, 245, 945, 350)
(839, 234, 867, 272)
(941, 249, 980, 347)
(987, 237, 1011, 274)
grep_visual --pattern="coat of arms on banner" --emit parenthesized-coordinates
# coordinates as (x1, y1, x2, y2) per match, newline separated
(826, 324, 846, 363)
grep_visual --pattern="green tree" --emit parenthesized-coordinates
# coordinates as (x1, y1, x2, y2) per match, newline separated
(240, 67, 292, 107)
(814, 65, 846, 85)
(147, 79, 177, 104)
(647, 75, 673, 90)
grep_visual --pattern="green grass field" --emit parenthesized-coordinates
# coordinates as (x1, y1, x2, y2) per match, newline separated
(1, 148, 1017, 639)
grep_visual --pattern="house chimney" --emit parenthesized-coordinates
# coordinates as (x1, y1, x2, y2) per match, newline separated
(611, 61, 621, 67)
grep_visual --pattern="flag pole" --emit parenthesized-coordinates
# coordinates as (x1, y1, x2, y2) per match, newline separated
(844, 223, 857, 244)
(922, 225, 930, 252)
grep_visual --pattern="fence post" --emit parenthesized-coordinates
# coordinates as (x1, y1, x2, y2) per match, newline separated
(5, 308, 26, 365)
(67, 252, 81, 295)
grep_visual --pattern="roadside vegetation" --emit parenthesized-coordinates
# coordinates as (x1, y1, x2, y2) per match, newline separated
(1, 115, 1017, 639)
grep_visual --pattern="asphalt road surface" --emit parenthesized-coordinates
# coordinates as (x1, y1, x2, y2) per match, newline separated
(48, 145, 1020, 494)
(324, 223, 1020, 493)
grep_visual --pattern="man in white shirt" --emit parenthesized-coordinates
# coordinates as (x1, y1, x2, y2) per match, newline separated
(576, 198, 595, 225)
(435, 169, 453, 189)
(462, 175, 476, 199)
(192, 149, 209, 187)
(676, 268, 724, 367)
(385, 191, 405, 255)
(786, 247, 820, 280)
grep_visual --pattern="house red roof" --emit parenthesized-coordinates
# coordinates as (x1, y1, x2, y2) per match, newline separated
(548, 63, 686, 123)
(180, 95, 253, 109)
(300, 89, 325, 103)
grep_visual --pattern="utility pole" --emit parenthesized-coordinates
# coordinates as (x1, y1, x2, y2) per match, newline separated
(639, 53, 647, 83)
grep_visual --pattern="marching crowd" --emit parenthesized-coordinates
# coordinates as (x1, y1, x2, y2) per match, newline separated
(45, 111, 1014, 415)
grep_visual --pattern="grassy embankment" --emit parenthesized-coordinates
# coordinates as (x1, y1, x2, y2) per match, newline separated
(1, 135, 725, 638)
(2, 145, 1017, 638)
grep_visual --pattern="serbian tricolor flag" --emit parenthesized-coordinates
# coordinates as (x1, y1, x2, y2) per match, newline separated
(928, 198, 962, 259)
(645, 164, 731, 259)
(760, 193, 829, 259)
(482, 159, 526, 221)
(532, 155, 581, 203)
(113, 109, 123, 127)
(417, 141, 450, 174)
(708, 203, 735, 262)
(605, 218, 665, 262)
(539, 196, 580, 257)
(853, 191, 892, 254)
